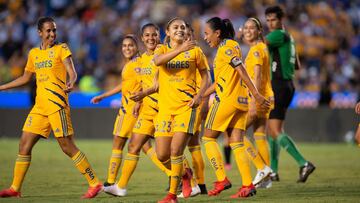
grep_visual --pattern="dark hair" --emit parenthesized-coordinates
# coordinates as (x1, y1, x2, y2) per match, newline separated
(141, 23, 160, 35)
(37, 17, 55, 31)
(265, 5, 285, 19)
(206, 17, 235, 40)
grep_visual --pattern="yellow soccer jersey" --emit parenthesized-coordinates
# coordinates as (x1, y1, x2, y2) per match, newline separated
(25, 43, 71, 115)
(120, 56, 142, 113)
(213, 39, 248, 110)
(155, 44, 209, 115)
(245, 42, 273, 99)
(139, 52, 159, 113)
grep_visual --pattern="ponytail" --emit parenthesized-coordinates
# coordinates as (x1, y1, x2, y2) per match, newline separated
(206, 17, 235, 40)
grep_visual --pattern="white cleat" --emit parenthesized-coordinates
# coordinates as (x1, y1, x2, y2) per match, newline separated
(103, 184, 127, 197)
(177, 185, 201, 198)
(256, 178, 272, 189)
(252, 165, 272, 187)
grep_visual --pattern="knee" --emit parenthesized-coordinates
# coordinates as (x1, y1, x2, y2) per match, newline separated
(170, 146, 183, 157)
(128, 142, 141, 155)
(60, 141, 78, 157)
(156, 151, 170, 162)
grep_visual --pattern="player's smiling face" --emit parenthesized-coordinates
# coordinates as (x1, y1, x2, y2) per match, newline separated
(38, 22, 57, 46)
(122, 38, 138, 59)
(166, 20, 186, 43)
(243, 20, 259, 43)
(204, 23, 220, 48)
(142, 26, 159, 51)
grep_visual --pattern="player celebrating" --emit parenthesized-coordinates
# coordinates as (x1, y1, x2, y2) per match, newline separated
(90, 35, 143, 189)
(265, 5, 315, 182)
(0, 17, 102, 199)
(202, 17, 270, 198)
(103, 23, 171, 196)
(152, 17, 209, 203)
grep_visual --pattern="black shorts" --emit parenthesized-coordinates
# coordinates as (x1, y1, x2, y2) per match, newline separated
(269, 80, 295, 120)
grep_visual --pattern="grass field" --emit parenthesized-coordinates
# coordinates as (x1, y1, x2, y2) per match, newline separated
(0, 138, 360, 202)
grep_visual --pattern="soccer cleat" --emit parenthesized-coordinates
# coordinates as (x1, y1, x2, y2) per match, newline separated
(208, 177, 232, 196)
(158, 193, 178, 203)
(103, 184, 127, 197)
(181, 168, 193, 198)
(297, 161, 316, 183)
(198, 184, 207, 194)
(81, 183, 103, 199)
(103, 181, 114, 187)
(270, 172, 280, 181)
(252, 165, 272, 187)
(256, 177, 272, 189)
(0, 188, 21, 198)
(230, 184, 256, 198)
(177, 185, 201, 198)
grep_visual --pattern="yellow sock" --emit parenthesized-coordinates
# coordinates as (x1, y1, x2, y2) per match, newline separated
(72, 151, 100, 187)
(203, 137, 226, 181)
(183, 156, 197, 187)
(189, 145, 205, 184)
(10, 155, 31, 192)
(169, 155, 183, 195)
(254, 132, 270, 166)
(244, 136, 265, 170)
(107, 149, 122, 184)
(146, 147, 171, 177)
(117, 153, 140, 188)
(230, 142, 252, 186)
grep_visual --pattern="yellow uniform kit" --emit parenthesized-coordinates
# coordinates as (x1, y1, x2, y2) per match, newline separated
(113, 56, 142, 138)
(245, 42, 274, 118)
(133, 52, 159, 136)
(154, 44, 208, 136)
(22, 43, 74, 138)
(205, 39, 248, 131)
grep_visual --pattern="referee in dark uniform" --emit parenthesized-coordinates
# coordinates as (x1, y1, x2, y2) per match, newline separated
(265, 5, 315, 183)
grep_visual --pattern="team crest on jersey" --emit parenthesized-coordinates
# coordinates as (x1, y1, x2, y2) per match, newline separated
(134, 67, 141, 74)
(62, 44, 68, 50)
(253, 51, 260, 58)
(184, 51, 190, 59)
(225, 49, 232, 56)
(48, 50, 54, 58)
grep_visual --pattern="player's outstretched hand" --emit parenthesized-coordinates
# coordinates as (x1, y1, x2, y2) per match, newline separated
(64, 82, 75, 93)
(188, 95, 201, 108)
(91, 96, 103, 104)
(130, 91, 145, 102)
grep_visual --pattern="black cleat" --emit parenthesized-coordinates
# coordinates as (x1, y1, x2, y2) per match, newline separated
(103, 181, 114, 187)
(198, 184, 207, 194)
(270, 172, 280, 182)
(297, 162, 316, 183)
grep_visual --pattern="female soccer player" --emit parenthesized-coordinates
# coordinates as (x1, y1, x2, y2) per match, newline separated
(354, 102, 360, 145)
(103, 23, 171, 196)
(242, 17, 274, 188)
(90, 34, 143, 189)
(265, 5, 315, 182)
(0, 17, 102, 199)
(202, 17, 270, 198)
(152, 17, 209, 203)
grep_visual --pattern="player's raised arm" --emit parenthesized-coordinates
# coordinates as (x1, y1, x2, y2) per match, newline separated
(90, 83, 122, 104)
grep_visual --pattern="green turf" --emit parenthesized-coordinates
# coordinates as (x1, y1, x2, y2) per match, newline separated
(0, 138, 360, 202)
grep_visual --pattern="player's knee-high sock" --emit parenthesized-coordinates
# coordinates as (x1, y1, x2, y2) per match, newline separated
(230, 142, 252, 186)
(277, 133, 307, 167)
(106, 149, 122, 184)
(254, 132, 270, 166)
(10, 155, 31, 192)
(117, 153, 140, 188)
(169, 155, 184, 195)
(244, 136, 266, 170)
(72, 151, 100, 187)
(269, 136, 280, 173)
(145, 147, 171, 177)
(203, 137, 226, 181)
(188, 145, 205, 184)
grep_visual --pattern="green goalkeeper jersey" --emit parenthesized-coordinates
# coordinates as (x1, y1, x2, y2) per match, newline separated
(266, 29, 296, 80)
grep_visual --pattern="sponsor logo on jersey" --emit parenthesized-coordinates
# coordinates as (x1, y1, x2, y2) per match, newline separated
(35, 60, 53, 69)
(166, 61, 190, 69)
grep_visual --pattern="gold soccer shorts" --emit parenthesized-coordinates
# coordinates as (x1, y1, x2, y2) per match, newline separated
(113, 109, 137, 138)
(23, 107, 74, 138)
